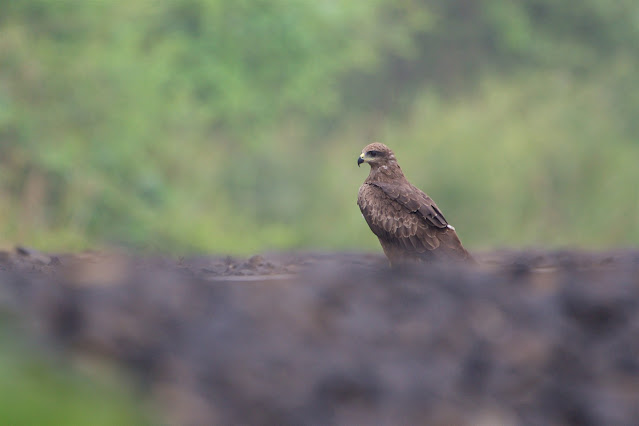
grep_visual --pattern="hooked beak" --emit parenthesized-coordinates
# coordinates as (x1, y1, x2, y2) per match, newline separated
(357, 154, 364, 167)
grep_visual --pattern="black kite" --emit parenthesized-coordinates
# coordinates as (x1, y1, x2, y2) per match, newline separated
(357, 143, 473, 265)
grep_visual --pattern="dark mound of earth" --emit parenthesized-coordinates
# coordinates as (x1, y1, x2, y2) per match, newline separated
(1, 247, 638, 425)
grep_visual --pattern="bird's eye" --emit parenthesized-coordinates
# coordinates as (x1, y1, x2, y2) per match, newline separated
(367, 151, 377, 157)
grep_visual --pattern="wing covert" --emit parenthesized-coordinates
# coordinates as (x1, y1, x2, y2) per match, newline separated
(369, 182, 449, 228)
(358, 183, 441, 253)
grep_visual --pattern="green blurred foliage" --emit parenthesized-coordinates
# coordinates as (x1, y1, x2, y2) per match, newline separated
(1, 0, 638, 253)
(0, 328, 149, 425)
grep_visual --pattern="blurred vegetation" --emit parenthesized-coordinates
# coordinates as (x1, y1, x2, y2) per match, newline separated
(0, 328, 149, 425)
(1, 0, 638, 253)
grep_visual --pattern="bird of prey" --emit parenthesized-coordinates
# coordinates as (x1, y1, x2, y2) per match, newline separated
(357, 142, 473, 265)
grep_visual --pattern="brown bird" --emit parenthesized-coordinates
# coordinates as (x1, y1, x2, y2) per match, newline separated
(357, 142, 473, 265)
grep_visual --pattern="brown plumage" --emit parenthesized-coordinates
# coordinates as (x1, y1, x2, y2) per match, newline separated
(357, 142, 473, 265)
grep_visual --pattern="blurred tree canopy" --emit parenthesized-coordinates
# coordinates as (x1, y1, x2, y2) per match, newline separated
(1, 0, 638, 253)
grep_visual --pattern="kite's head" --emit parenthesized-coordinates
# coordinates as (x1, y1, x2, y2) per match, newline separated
(358, 142, 395, 167)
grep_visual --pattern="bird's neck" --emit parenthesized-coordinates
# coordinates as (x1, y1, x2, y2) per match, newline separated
(365, 162, 407, 183)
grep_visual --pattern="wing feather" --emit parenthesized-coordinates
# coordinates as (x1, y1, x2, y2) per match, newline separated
(358, 181, 472, 263)
(370, 182, 449, 229)
(358, 183, 442, 258)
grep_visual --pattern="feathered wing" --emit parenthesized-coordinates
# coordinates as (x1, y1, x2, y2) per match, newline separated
(369, 181, 449, 229)
(358, 182, 472, 263)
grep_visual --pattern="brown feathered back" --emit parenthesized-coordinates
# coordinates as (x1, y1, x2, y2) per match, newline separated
(357, 143, 473, 265)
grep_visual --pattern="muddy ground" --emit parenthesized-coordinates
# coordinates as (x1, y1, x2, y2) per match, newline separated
(1, 247, 639, 425)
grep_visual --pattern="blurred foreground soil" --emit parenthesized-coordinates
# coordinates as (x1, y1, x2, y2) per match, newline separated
(1, 247, 639, 425)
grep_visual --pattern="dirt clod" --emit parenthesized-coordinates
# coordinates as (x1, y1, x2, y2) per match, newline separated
(0, 247, 638, 425)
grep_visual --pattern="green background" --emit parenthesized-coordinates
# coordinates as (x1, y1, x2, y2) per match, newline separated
(2, 0, 639, 254)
